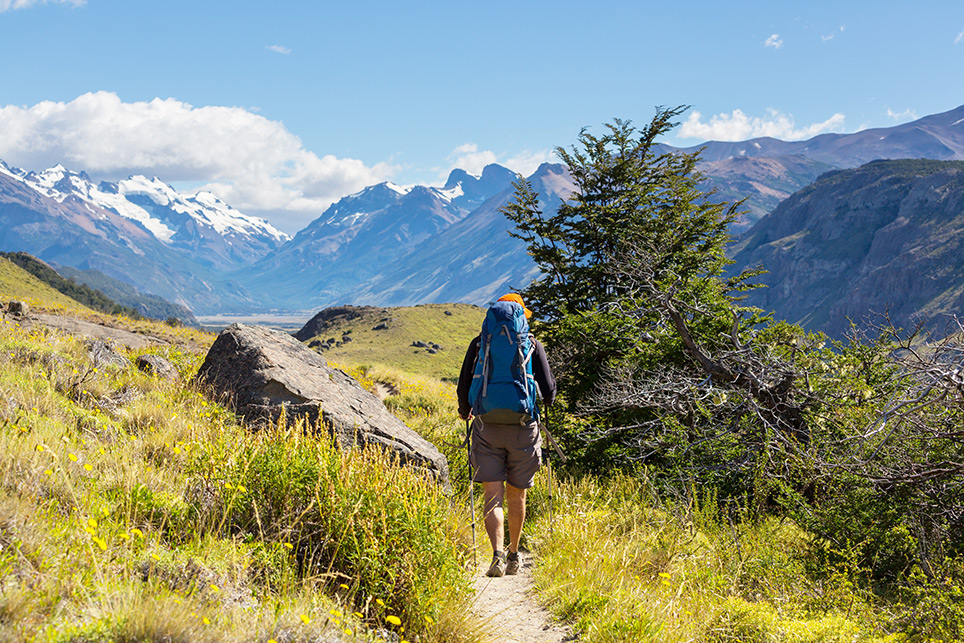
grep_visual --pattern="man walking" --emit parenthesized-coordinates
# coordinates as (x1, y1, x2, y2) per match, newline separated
(457, 293, 556, 577)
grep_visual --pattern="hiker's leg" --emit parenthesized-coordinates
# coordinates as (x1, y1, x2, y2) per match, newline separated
(506, 483, 526, 554)
(482, 480, 505, 553)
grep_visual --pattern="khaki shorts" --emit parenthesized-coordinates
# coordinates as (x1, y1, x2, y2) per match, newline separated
(470, 418, 542, 489)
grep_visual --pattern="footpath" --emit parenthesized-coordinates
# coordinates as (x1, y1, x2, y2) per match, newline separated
(470, 556, 575, 643)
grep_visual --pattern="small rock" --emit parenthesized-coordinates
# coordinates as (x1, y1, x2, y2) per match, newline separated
(7, 301, 29, 317)
(444, 310, 453, 316)
(427, 348, 437, 354)
(412, 340, 430, 348)
(135, 354, 179, 380)
(308, 340, 323, 348)
(372, 322, 389, 331)
(431, 343, 441, 350)
(87, 340, 131, 370)
(342, 335, 352, 343)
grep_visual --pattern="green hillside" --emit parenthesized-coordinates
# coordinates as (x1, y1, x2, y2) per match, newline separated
(0, 289, 480, 642)
(1, 251, 143, 319)
(0, 255, 92, 312)
(4, 268, 962, 640)
(56, 264, 199, 326)
(298, 303, 486, 381)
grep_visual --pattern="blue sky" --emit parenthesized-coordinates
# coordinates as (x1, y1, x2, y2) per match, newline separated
(1, 0, 962, 233)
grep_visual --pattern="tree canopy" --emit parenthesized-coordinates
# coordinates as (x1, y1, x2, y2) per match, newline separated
(501, 107, 964, 583)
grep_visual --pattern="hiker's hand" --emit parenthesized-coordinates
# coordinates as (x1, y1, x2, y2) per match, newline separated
(459, 412, 473, 421)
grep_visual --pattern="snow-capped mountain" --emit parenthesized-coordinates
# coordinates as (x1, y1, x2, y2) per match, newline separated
(0, 160, 288, 271)
(240, 163, 519, 306)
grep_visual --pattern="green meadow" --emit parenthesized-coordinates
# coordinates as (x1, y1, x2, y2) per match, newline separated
(0, 257, 959, 642)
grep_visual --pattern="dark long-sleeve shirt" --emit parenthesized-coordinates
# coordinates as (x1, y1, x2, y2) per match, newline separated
(456, 334, 556, 418)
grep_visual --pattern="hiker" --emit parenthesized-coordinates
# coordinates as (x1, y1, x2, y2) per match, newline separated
(457, 293, 556, 577)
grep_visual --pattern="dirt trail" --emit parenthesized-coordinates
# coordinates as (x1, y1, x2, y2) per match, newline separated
(470, 555, 575, 643)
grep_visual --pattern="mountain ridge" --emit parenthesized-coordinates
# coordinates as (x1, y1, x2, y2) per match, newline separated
(1, 103, 963, 318)
(728, 159, 964, 336)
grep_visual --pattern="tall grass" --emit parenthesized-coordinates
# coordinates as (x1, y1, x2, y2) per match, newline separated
(526, 472, 907, 642)
(0, 316, 484, 642)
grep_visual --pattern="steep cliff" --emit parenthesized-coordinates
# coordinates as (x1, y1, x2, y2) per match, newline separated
(729, 160, 964, 336)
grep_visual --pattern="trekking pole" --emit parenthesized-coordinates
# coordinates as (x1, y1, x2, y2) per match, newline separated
(466, 418, 477, 569)
(545, 405, 554, 538)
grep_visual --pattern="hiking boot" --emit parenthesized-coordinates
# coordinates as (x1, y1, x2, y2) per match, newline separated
(505, 551, 522, 575)
(486, 551, 506, 577)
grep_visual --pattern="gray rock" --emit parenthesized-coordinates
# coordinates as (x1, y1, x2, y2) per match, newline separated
(427, 349, 437, 354)
(341, 335, 352, 343)
(7, 301, 29, 317)
(308, 340, 323, 349)
(87, 340, 131, 370)
(412, 340, 430, 348)
(195, 324, 449, 486)
(444, 310, 453, 316)
(431, 343, 441, 350)
(372, 322, 389, 331)
(135, 354, 179, 380)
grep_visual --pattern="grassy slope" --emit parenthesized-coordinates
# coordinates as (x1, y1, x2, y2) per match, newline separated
(2, 282, 944, 642)
(300, 303, 485, 382)
(0, 256, 93, 313)
(0, 283, 486, 642)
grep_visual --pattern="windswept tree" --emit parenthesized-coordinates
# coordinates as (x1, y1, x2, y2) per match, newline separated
(502, 107, 964, 581)
(501, 107, 796, 482)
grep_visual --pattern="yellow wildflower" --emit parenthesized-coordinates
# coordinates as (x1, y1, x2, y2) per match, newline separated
(386, 615, 402, 626)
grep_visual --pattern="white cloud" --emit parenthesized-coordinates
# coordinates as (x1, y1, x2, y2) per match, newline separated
(504, 149, 555, 177)
(444, 144, 552, 181)
(0, 92, 394, 233)
(678, 108, 846, 142)
(447, 144, 498, 176)
(0, 0, 82, 10)
(886, 107, 918, 122)
(825, 25, 846, 40)
(956, 28, 964, 44)
(764, 33, 783, 49)
(266, 44, 291, 55)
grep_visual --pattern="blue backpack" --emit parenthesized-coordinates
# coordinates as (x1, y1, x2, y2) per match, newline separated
(468, 300, 540, 424)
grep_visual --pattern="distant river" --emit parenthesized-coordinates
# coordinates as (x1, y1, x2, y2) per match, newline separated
(195, 313, 313, 333)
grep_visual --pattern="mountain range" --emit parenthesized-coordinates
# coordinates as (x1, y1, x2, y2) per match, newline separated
(1, 104, 963, 328)
(729, 159, 964, 336)
(673, 103, 964, 230)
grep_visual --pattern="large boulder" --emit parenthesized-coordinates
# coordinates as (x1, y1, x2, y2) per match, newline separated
(195, 324, 449, 485)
